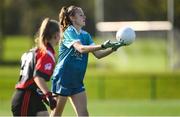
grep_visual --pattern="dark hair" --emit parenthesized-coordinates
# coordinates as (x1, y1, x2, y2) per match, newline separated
(35, 18, 59, 50)
(59, 5, 79, 32)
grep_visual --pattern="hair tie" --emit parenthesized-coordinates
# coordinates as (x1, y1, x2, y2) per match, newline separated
(64, 7, 69, 16)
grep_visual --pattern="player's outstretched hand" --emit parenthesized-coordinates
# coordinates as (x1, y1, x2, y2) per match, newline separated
(101, 40, 116, 49)
(43, 92, 57, 110)
(112, 40, 126, 51)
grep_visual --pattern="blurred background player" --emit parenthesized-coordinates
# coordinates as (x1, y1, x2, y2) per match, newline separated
(11, 18, 60, 116)
(51, 5, 122, 116)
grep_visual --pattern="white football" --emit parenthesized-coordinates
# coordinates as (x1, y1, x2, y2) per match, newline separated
(116, 27, 136, 45)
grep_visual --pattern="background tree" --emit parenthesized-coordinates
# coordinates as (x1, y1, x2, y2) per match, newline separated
(1, 0, 180, 36)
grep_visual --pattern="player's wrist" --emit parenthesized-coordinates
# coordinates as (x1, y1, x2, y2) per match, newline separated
(45, 92, 52, 98)
(101, 44, 106, 49)
(112, 47, 118, 51)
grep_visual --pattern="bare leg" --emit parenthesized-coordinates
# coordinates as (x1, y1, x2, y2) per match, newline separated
(70, 91, 89, 116)
(50, 95, 68, 116)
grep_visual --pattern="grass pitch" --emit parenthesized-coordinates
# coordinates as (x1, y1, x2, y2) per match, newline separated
(1, 36, 180, 116)
(1, 99, 180, 116)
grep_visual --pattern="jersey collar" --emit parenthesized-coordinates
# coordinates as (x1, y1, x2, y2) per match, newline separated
(70, 25, 82, 35)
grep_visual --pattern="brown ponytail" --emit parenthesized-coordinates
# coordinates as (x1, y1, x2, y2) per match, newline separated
(59, 5, 79, 32)
(35, 18, 59, 50)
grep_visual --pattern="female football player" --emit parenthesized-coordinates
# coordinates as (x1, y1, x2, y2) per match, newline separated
(11, 18, 60, 116)
(51, 5, 121, 116)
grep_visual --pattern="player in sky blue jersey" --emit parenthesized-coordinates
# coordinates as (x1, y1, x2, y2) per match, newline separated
(51, 5, 122, 116)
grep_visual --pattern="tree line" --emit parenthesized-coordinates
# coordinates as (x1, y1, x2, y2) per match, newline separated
(0, 0, 180, 36)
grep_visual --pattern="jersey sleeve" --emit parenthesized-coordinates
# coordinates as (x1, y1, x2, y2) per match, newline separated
(63, 29, 80, 48)
(34, 53, 55, 81)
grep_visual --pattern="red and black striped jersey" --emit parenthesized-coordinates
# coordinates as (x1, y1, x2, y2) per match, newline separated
(15, 44, 55, 90)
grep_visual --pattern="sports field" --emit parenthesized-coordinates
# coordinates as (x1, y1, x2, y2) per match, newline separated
(1, 36, 180, 116)
(1, 99, 180, 116)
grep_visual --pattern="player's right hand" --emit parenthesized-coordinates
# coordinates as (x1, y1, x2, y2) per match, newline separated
(112, 40, 126, 51)
(101, 40, 116, 49)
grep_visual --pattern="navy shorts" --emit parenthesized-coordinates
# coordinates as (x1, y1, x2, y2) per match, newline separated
(11, 89, 47, 116)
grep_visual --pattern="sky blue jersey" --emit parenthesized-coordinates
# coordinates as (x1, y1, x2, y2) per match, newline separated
(52, 25, 94, 91)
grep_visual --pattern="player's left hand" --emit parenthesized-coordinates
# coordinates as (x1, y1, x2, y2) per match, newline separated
(42, 92, 57, 110)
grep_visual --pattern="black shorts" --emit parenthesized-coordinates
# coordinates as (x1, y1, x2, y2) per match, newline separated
(11, 89, 47, 116)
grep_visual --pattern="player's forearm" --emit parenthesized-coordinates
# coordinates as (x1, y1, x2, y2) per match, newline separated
(81, 45, 103, 53)
(93, 48, 114, 59)
(34, 76, 50, 94)
(73, 43, 102, 53)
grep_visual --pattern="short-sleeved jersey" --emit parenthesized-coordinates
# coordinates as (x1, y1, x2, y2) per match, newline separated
(15, 44, 55, 91)
(52, 25, 94, 91)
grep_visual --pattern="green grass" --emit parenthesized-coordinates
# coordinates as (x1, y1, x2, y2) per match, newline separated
(88, 100, 180, 116)
(1, 66, 180, 115)
(2, 36, 168, 72)
(2, 66, 180, 101)
(3, 36, 33, 61)
(85, 69, 180, 100)
(0, 66, 19, 100)
(2, 99, 180, 116)
(88, 37, 168, 72)
(1, 36, 180, 115)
